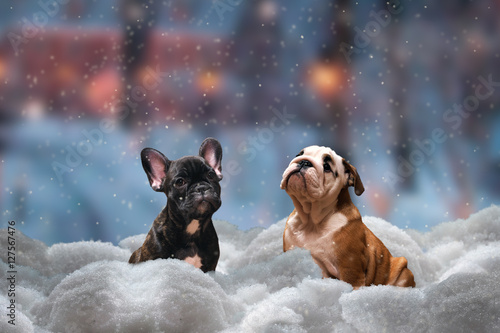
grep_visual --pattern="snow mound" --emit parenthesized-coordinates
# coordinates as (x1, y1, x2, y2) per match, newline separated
(1, 205, 500, 332)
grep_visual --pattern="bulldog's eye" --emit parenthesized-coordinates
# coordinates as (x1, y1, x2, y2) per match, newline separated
(323, 163, 332, 172)
(296, 150, 304, 157)
(207, 170, 216, 180)
(174, 178, 186, 187)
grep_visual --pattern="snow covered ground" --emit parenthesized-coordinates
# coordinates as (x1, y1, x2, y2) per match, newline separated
(1, 205, 499, 332)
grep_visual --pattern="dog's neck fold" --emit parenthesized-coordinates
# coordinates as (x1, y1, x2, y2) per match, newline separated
(290, 187, 358, 228)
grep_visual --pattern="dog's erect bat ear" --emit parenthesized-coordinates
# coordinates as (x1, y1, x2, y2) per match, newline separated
(342, 158, 364, 196)
(199, 137, 223, 180)
(141, 148, 170, 192)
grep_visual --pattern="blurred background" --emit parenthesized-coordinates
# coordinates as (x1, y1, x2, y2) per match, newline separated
(1, 0, 499, 245)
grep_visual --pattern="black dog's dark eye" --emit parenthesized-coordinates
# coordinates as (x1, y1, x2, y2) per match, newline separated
(207, 170, 216, 180)
(323, 163, 332, 172)
(175, 178, 186, 187)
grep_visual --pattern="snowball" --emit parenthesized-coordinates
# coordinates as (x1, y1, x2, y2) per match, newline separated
(221, 218, 286, 271)
(0, 295, 35, 333)
(118, 233, 147, 253)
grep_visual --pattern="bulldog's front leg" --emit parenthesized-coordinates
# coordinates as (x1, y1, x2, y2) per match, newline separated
(311, 256, 339, 279)
(335, 261, 367, 288)
(313, 252, 367, 288)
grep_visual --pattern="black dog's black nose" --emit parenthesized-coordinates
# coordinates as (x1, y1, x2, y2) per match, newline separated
(298, 160, 313, 169)
(193, 183, 211, 194)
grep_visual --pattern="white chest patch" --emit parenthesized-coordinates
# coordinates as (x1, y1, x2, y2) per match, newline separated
(298, 213, 347, 247)
(285, 213, 348, 278)
(184, 254, 202, 269)
(186, 219, 200, 235)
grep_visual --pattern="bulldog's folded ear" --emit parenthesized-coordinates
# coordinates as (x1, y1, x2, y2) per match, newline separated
(141, 148, 170, 192)
(342, 159, 364, 196)
(199, 137, 223, 180)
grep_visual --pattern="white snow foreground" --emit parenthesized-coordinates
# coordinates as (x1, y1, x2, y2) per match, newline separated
(1, 206, 500, 333)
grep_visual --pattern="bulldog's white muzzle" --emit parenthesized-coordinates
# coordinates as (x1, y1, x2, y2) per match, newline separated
(280, 145, 347, 201)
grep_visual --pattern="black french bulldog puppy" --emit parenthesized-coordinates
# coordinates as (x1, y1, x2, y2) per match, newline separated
(129, 138, 223, 272)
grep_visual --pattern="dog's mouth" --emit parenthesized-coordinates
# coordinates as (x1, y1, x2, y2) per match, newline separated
(198, 197, 220, 209)
(282, 164, 324, 200)
(282, 167, 308, 191)
(191, 193, 221, 217)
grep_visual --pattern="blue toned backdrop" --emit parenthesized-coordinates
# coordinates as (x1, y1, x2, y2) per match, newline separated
(1, 0, 499, 245)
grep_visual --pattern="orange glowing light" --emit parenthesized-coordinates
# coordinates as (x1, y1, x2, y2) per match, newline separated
(85, 68, 121, 113)
(0, 57, 7, 79)
(309, 63, 344, 97)
(56, 64, 78, 84)
(197, 71, 221, 92)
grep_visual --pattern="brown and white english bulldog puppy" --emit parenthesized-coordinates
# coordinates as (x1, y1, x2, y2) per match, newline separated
(281, 146, 415, 288)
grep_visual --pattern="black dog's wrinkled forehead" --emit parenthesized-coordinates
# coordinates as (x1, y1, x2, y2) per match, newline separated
(169, 156, 213, 177)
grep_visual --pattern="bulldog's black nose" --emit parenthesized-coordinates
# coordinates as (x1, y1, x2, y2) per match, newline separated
(298, 160, 313, 169)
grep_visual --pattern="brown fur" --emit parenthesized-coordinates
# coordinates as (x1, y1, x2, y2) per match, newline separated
(282, 146, 415, 288)
(284, 188, 415, 288)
